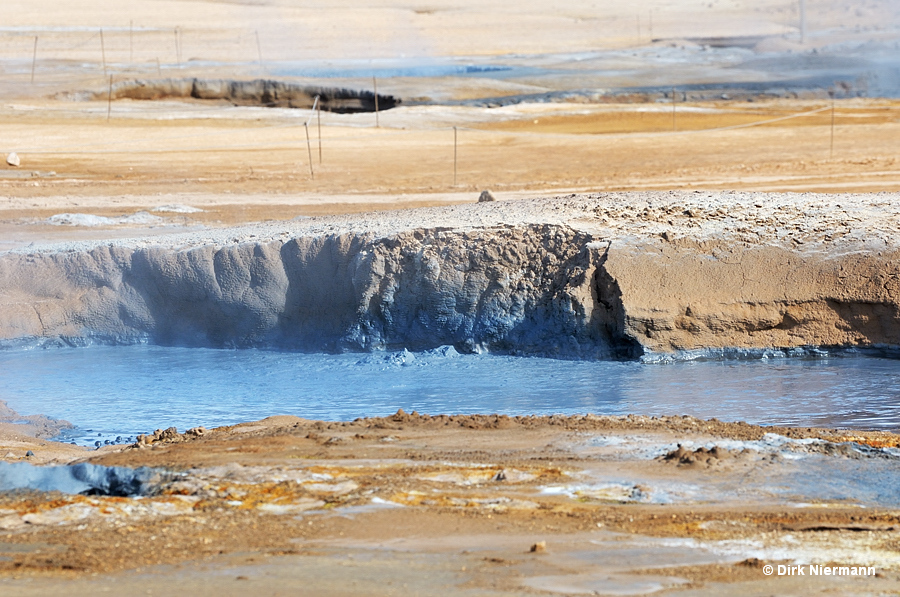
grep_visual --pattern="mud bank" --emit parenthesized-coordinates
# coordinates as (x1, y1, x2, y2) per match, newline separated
(90, 78, 399, 113)
(0, 225, 620, 357)
(1, 192, 898, 357)
(453, 84, 847, 109)
(609, 239, 900, 354)
(4, 413, 900, 595)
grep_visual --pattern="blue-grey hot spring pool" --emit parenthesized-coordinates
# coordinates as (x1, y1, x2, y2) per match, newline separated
(1, 345, 899, 446)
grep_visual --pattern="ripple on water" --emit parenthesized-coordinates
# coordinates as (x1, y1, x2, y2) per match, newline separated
(0, 345, 898, 445)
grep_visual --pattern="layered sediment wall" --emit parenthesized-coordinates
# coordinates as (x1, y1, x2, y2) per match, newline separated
(608, 239, 900, 354)
(2, 192, 899, 358)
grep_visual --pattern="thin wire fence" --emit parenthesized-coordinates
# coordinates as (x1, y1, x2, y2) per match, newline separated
(5, 102, 845, 156)
(0, 28, 251, 65)
(0, 26, 894, 186)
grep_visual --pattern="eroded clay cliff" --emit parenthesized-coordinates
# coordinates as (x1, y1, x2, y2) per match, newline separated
(2, 192, 898, 358)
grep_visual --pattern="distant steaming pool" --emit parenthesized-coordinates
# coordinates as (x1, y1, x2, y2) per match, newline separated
(1, 345, 899, 446)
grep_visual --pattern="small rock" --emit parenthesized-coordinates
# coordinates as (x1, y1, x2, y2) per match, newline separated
(25, 450, 35, 457)
(530, 541, 547, 553)
(478, 190, 496, 203)
(185, 426, 207, 437)
(6, 152, 20, 167)
(155, 427, 181, 442)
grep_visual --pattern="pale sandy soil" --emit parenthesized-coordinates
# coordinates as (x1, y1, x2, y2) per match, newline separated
(0, 0, 898, 244)
(0, 97, 898, 252)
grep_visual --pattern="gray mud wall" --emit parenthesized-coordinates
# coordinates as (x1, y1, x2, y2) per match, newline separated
(0, 226, 634, 358)
(2, 220, 899, 358)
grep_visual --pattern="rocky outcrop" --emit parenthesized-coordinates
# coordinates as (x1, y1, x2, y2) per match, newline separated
(2, 193, 899, 358)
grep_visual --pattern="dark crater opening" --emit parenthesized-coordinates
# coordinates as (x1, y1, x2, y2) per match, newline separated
(101, 78, 399, 113)
(0, 462, 176, 497)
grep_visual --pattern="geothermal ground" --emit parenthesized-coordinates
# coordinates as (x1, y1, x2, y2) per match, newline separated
(2, 0, 900, 595)
(4, 412, 900, 596)
(3, 192, 900, 597)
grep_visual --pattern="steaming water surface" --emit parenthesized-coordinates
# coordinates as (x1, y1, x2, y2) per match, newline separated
(1, 345, 899, 446)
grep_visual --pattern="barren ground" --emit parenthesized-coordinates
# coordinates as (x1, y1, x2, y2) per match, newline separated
(2, 0, 900, 595)
(3, 414, 900, 596)
(1, 97, 898, 255)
